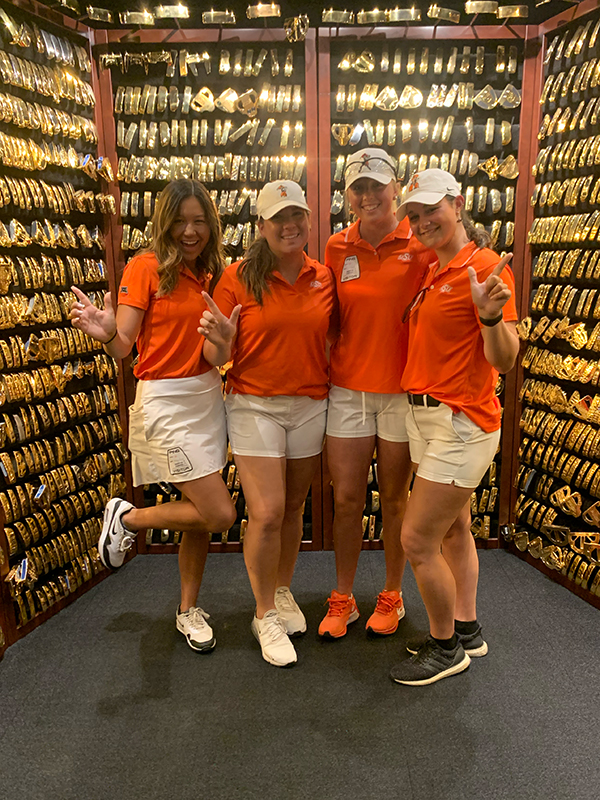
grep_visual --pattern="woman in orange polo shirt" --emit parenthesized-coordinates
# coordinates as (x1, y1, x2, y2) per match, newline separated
(70, 178, 237, 654)
(389, 168, 519, 686)
(202, 180, 335, 667)
(319, 147, 431, 640)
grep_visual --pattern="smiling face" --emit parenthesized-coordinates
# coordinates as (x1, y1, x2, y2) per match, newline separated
(346, 177, 397, 225)
(170, 195, 211, 266)
(406, 195, 465, 252)
(258, 206, 310, 261)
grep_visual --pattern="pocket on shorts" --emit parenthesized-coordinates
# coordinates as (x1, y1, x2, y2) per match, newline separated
(450, 410, 476, 443)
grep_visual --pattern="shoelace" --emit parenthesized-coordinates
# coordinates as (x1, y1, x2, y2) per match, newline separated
(326, 596, 352, 617)
(262, 614, 288, 643)
(186, 607, 210, 631)
(374, 593, 398, 615)
(275, 590, 297, 613)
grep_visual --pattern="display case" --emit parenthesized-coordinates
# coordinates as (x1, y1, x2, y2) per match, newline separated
(510, 1, 600, 610)
(0, 1, 129, 646)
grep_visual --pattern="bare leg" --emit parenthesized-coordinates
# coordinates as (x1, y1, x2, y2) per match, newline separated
(123, 473, 235, 612)
(234, 455, 286, 619)
(401, 476, 472, 639)
(326, 435, 376, 595)
(375, 439, 412, 592)
(277, 455, 320, 588)
(442, 502, 479, 622)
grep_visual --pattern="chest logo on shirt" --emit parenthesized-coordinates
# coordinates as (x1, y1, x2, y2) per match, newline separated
(340, 255, 360, 282)
(310, 280, 322, 288)
(398, 253, 413, 261)
(439, 284, 453, 293)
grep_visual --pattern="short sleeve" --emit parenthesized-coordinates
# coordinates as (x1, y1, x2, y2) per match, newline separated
(118, 254, 156, 310)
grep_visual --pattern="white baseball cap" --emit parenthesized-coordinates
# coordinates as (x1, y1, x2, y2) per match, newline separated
(344, 148, 397, 190)
(256, 180, 310, 219)
(397, 169, 462, 218)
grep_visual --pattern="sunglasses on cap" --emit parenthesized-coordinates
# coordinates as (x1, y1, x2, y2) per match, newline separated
(344, 156, 398, 180)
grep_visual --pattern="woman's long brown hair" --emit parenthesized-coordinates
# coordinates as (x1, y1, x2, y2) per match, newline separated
(144, 178, 224, 297)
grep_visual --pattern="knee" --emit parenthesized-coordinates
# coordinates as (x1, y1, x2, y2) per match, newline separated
(205, 501, 237, 533)
(249, 505, 285, 536)
(401, 527, 433, 566)
(332, 484, 366, 515)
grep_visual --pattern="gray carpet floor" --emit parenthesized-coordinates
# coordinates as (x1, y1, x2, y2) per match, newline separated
(0, 549, 598, 800)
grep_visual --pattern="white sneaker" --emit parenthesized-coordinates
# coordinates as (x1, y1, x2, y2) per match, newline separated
(275, 586, 307, 636)
(99, 498, 135, 569)
(251, 609, 297, 667)
(176, 606, 216, 652)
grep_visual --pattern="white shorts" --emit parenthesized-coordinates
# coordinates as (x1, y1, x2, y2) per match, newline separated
(128, 371, 227, 486)
(326, 385, 409, 442)
(406, 400, 500, 489)
(225, 393, 327, 459)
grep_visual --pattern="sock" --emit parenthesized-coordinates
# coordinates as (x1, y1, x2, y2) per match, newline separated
(432, 633, 458, 651)
(455, 619, 479, 635)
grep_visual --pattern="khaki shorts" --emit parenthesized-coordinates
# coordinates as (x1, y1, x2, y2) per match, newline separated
(407, 401, 500, 489)
(225, 393, 327, 459)
(128, 371, 227, 486)
(326, 385, 409, 442)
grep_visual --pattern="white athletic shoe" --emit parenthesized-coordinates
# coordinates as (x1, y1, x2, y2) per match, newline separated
(176, 606, 216, 652)
(251, 609, 297, 667)
(275, 586, 307, 636)
(98, 498, 135, 569)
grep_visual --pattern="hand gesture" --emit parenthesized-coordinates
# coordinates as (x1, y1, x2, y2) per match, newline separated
(70, 286, 116, 343)
(467, 253, 513, 320)
(198, 291, 241, 346)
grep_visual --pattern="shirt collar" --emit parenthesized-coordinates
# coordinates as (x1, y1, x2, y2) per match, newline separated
(272, 252, 315, 284)
(428, 241, 479, 281)
(345, 218, 412, 248)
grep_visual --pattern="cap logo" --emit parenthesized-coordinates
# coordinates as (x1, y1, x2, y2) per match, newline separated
(277, 184, 288, 197)
(408, 174, 420, 192)
(361, 153, 370, 162)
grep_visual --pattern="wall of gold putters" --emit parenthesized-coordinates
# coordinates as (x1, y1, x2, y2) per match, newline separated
(0, 7, 127, 643)
(513, 13, 600, 600)
(3, 2, 600, 655)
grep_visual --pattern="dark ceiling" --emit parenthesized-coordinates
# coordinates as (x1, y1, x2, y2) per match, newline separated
(41, 1, 591, 30)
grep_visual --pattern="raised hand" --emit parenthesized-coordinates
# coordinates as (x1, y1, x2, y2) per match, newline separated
(70, 286, 117, 343)
(467, 253, 513, 320)
(198, 291, 242, 346)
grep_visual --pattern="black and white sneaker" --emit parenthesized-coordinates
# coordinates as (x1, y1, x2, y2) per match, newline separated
(99, 498, 136, 569)
(176, 606, 216, 652)
(406, 626, 488, 658)
(390, 637, 470, 686)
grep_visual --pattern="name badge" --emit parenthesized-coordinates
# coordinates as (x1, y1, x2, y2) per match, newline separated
(340, 255, 360, 282)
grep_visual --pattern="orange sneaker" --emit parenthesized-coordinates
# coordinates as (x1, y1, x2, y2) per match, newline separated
(365, 590, 405, 635)
(318, 590, 360, 639)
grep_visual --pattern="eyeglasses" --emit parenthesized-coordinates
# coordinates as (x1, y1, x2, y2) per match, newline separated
(402, 285, 431, 323)
(344, 156, 397, 181)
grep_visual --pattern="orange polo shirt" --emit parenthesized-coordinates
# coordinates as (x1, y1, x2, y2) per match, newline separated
(118, 252, 213, 381)
(213, 254, 335, 399)
(402, 241, 518, 432)
(326, 218, 433, 394)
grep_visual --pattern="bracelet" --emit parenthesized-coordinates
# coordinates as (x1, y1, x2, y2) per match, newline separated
(102, 329, 118, 345)
(479, 313, 503, 327)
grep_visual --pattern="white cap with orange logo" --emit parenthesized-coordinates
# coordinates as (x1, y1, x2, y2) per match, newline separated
(397, 169, 462, 219)
(256, 180, 310, 219)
